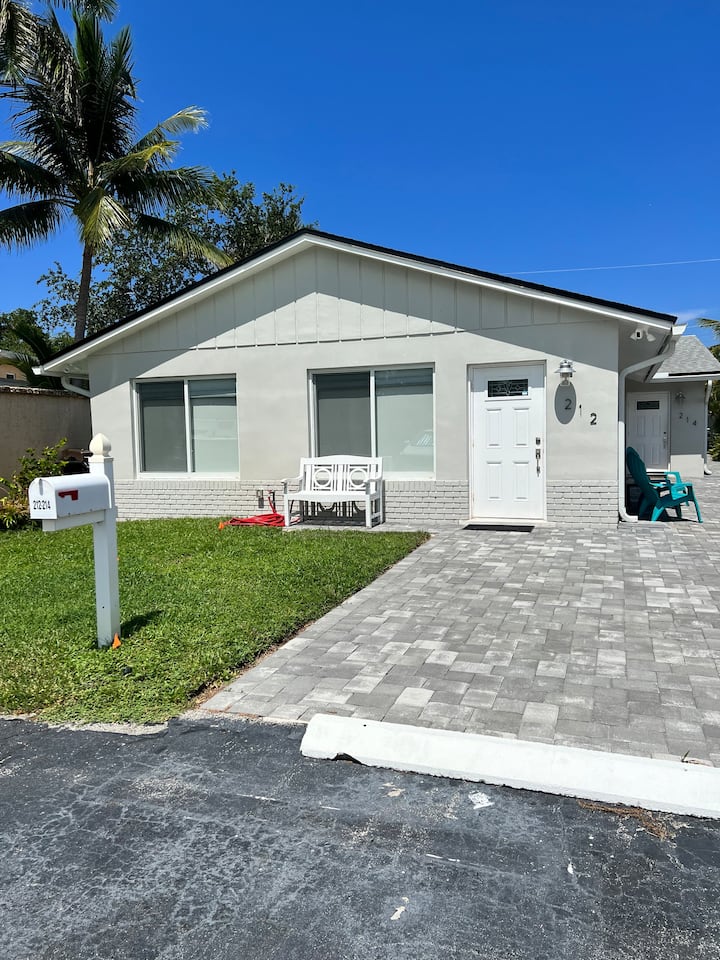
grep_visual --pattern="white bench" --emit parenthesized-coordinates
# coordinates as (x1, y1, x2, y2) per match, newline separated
(282, 456, 384, 528)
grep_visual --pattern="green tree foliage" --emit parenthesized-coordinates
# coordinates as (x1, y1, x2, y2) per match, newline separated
(0, 1, 228, 341)
(0, 307, 70, 385)
(32, 176, 311, 336)
(0, 437, 67, 529)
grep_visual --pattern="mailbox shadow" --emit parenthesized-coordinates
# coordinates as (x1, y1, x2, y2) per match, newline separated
(121, 609, 164, 638)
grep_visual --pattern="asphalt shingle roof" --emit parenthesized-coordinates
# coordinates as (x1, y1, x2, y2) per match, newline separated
(655, 335, 720, 376)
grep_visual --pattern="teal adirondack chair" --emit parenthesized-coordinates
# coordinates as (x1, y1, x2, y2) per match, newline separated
(625, 447, 703, 523)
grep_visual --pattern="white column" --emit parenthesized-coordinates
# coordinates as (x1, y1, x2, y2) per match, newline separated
(88, 433, 121, 647)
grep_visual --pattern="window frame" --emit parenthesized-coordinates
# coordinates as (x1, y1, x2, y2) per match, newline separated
(309, 364, 436, 479)
(133, 375, 240, 478)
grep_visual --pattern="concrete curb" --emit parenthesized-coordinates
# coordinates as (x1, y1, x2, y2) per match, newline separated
(301, 714, 720, 819)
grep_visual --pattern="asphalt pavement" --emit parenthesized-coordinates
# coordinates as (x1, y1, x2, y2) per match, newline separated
(1, 715, 719, 960)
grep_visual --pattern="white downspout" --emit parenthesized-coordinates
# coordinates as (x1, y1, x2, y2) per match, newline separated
(60, 376, 91, 398)
(618, 325, 685, 522)
(704, 378, 713, 475)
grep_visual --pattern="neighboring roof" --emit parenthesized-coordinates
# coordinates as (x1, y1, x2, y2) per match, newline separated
(653, 335, 720, 377)
(40, 229, 678, 373)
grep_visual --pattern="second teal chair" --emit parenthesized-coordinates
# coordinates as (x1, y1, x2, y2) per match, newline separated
(626, 447, 703, 523)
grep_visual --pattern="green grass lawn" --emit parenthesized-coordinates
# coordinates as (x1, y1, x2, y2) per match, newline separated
(0, 520, 427, 724)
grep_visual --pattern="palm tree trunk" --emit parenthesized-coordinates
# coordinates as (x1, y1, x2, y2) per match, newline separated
(74, 244, 94, 342)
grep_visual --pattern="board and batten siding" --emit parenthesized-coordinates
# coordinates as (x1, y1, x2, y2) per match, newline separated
(88, 247, 621, 524)
(107, 249, 601, 353)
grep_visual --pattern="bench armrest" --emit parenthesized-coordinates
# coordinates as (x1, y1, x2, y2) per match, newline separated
(281, 475, 302, 493)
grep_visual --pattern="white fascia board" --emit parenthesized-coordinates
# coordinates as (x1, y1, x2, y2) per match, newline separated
(40, 233, 675, 373)
(308, 235, 677, 331)
(40, 235, 314, 374)
(652, 372, 720, 382)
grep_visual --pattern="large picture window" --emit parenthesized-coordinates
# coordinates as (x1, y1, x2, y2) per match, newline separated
(314, 367, 434, 476)
(137, 378, 238, 473)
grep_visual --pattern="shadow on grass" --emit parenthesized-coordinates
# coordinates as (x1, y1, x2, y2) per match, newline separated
(121, 609, 164, 638)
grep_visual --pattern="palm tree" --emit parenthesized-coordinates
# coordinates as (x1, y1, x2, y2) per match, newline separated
(0, 3, 230, 341)
(0, 309, 66, 387)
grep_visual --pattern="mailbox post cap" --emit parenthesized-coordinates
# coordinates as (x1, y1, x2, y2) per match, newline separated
(88, 433, 112, 461)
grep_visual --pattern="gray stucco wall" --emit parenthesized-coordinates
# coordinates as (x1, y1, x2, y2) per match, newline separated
(87, 247, 625, 525)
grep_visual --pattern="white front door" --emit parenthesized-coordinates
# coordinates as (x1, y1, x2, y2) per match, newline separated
(626, 392, 668, 469)
(470, 363, 545, 520)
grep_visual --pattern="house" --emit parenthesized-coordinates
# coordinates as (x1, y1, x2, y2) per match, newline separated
(0, 349, 28, 385)
(36, 230, 720, 526)
(626, 335, 720, 477)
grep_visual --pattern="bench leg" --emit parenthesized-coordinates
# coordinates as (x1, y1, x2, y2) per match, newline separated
(365, 496, 372, 528)
(284, 495, 291, 528)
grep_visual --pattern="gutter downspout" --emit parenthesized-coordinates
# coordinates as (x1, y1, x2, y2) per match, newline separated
(618, 324, 685, 522)
(704, 379, 713, 475)
(60, 376, 91, 399)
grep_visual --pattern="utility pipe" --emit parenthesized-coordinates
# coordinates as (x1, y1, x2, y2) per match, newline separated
(618, 325, 685, 522)
(60, 376, 91, 398)
(705, 378, 713, 475)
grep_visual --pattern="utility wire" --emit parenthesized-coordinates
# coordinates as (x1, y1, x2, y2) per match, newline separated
(510, 257, 720, 276)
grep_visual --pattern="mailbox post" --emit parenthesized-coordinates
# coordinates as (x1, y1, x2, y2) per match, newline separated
(29, 433, 120, 648)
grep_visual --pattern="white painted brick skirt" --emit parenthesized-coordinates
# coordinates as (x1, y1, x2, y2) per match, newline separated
(114, 479, 619, 527)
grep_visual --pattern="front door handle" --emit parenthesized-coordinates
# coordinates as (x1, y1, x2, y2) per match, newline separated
(535, 439, 541, 476)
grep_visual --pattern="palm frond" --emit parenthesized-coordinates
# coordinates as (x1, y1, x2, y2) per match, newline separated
(0, 146, 64, 197)
(134, 212, 232, 268)
(28, 9, 78, 112)
(0, 0, 37, 84)
(3, 313, 56, 362)
(99, 142, 178, 179)
(697, 317, 720, 332)
(74, 187, 130, 246)
(0, 198, 66, 247)
(112, 164, 217, 214)
(132, 108, 208, 153)
(75, 15, 137, 162)
(53, 0, 118, 18)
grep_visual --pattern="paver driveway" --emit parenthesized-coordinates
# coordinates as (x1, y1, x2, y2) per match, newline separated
(204, 475, 720, 766)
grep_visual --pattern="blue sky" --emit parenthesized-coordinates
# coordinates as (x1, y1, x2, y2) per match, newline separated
(2, 0, 719, 343)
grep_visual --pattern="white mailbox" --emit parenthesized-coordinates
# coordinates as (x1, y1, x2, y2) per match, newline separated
(28, 434, 120, 648)
(29, 474, 112, 521)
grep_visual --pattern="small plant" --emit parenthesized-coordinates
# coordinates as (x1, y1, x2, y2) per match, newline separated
(0, 439, 68, 530)
(710, 433, 720, 462)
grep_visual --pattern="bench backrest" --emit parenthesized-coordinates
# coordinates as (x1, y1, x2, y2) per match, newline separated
(299, 456, 383, 493)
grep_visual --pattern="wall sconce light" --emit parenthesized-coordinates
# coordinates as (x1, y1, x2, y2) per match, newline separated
(675, 391, 686, 402)
(556, 359, 574, 385)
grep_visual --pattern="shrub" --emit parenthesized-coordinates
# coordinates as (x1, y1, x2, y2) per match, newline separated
(0, 439, 68, 530)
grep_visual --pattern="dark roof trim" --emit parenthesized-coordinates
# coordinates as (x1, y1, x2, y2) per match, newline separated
(45, 228, 677, 365)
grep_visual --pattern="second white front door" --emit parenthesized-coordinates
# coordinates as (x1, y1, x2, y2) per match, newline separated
(626, 392, 669, 469)
(470, 363, 545, 520)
